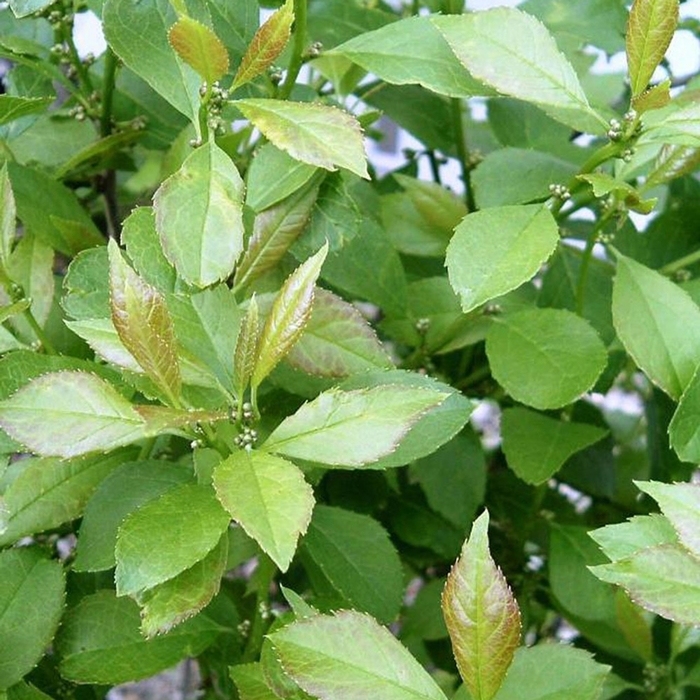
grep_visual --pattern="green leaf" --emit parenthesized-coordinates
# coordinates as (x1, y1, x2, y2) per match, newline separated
(491, 645, 609, 700)
(443, 510, 520, 700)
(446, 205, 559, 314)
(115, 483, 230, 596)
(252, 243, 328, 387)
(61, 246, 110, 321)
(615, 590, 653, 662)
(103, 0, 200, 120)
(233, 297, 260, 399)
(168, 16, 229, 84)
(0, 163, 15, 266)
(269, 610, 447, 700)
(0, 451, 133, 547)
(433, 8, 606, 133)
(0, 372, 147, 458)
(0, 549, 65, 690)
(230, 662, 283, 699)
(402, 578, 449, 641)
(635, 481, 700, 559)
(590, 544, 700, 626)
(139, 533, 228, 637)
(235, 99, 369, 178)
(56, 591, 221, 684)
(626, 0, 679, 97)
(0, 95, 51, 127)
(638, 100, 700, 148)
(668, 368, 700, 462)
(301, 505, 403, 623)
(64, 318, 142, 373)
(589, 514, 678, 562)
(486, 309, 607, 410)
(7, 0, 53, 18)
(109, 240, 182, 404)
(612, 253, 700, 399)
(501, 408, 607, 485)
(264, 385, 446, 467)
(232, 0, 293, 90)
(235, 176, 321, 292)
(154, 141, 245, 287)
(331, 16, 488, 98)
(213, 451, 314, 571)
(74, 459, 193, 572)
(286, 289, 392, 378)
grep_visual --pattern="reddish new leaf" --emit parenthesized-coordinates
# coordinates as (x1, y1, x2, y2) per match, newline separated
(168, 16, 229, 84)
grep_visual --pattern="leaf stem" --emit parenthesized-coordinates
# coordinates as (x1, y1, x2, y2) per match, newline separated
(279, 0, 307, 99)
(63, 19, 94, 95)
(23, 306, 57, 355)
(659, 248, 700, 276)
(450, 98, 474, 210)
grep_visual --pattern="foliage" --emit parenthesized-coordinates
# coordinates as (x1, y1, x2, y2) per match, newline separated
(0, 0, 699, 699)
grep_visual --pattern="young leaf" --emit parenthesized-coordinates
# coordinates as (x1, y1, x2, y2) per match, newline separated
(213, 450, 314, 571)
(108, 240, 182, 405)
(232, 0, 294, 90)
(433, 9, 606, 133)
(501, 408, 607, 485)
(233, 296, 260, 399)
(263, 385, 447, 467)
(154, 141, 245, 288)
(446, 204, 559, 314)
(168, 16, 230, 84)
(269, 611, 448, 700)
(0, 162, 15, 265)
(235, 99, 369, 178)
(0, 549, 65, 690)
(442, 510, 520, 700)
(0, 372, 147, 458)
(139, 533, 228, 637)
(612, 253, 700, 399)
(251, 243, 328, 387)
(636, 481, 700, 558)
(626, 0, 679, 97)
(115, 483, 230, 596)
(486, 309, 607, 410)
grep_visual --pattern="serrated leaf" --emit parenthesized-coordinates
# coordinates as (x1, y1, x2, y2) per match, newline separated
(300, 506, 404, 623)
(270, 610, 447, 700)
(486, 309, 607, 410)
(443, 510, 520, 700)
(612, 253, 700, 399)
(264, 385, 446, 467)
(235, 177, 321, 292)
(0, 162, 15, 265)
(636, 481, 700, 558)
(56, 591, 221, 684)
(61, 246, 110, 321)
(115, 483, 230, 596)
(632, 79, 671, 113)
(154, 141, 245, 287)
(0, 549, 65, 690)
(139, 532, 228, 637)
(213, 451, 314, 571)
(639, 100, 700, 148)
(232, 0, 293, 90)
(589, 514, 678, 562)
(615, 589, 653, 662)
(286, 288, 392, 377)
(169, 16, 229, 84)
(109, 240, 182, 404)
(252, 244, 327, 387)
(233, 296, 260, 399)
(433, 9, 606, 133)
(446, 204, 559, 314)
(501, 408, 607, 485)
(626, 0, 678, 97)
(236, 99, 369, 178)
(65, 318, 142, 373)
(590, 544, 700, 625)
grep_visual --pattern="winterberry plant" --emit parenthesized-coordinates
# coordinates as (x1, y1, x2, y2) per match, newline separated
(0, 0, 699, 699)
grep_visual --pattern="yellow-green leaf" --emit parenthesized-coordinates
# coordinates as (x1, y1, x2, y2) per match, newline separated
(168, 16, 229, 84)
(233, 296, 260, 399)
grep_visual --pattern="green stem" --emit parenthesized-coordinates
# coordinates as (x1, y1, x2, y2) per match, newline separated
(24, 307, 57, 355)
(100, 48, 118, 137)
(426, 150, 442, 184)
(450, 98, 474, 210)
(660, 248, 700, 276)
(279, 0, 308, 100)
(63, 20, 94, 95)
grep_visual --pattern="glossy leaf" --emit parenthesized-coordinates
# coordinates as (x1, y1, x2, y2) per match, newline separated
(433, 9, 606, 133)
(0, 162, 15, 265)
(232, 0, 293, 90)
(233, 297, 260, 399)
(115, 483, 230, 596)
(235, 99, 369, 178)
(627, 0, 679, 97)
(168, 16, 229, 84)
(270, 611, 447, 700)
(612, 253, 700, 399)
(154, 140, 245, 287)
(443, 510, 520, 700)
(252, 243, 327, 387)
(264, 385, 447, 467)
(213, 450, 314, 571)
(446, 204, 559, 314)
(0, 549, 65, 690)
(108, 240, 181, 404)
(501, 408, 607, 485)
(486, 309, 607, 410)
